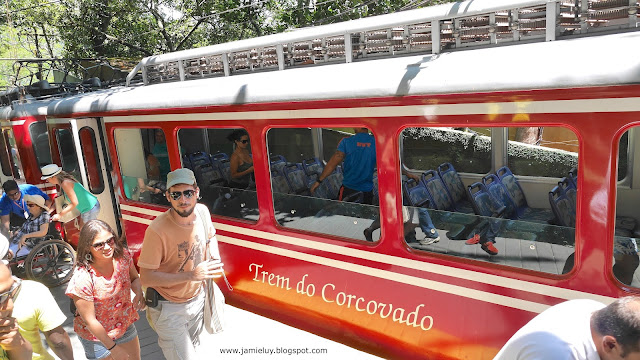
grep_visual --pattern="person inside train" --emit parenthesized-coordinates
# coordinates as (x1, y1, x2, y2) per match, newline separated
(310, 128, 377, 204)
(494, 296, 640, 360)
(40, 164, 100, 227)
(6, 195, 50, 260)
(0, 180, 51, 238)
(136, 150, 165, 204)
(152, 130, 171, 181)
(227, 129, 254, 189)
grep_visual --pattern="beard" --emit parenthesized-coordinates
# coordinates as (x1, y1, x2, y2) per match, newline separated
(172, 204, 195, 218)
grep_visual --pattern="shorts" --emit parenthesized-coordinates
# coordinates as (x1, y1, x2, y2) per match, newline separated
(78, 324, 138, 360)
(81, 202, 101, 223)
(614, 237, 639, 256)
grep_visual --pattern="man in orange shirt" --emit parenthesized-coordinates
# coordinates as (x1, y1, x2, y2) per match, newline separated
(138, 168, 224, 360)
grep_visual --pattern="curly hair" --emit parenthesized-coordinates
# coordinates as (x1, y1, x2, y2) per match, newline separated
(226, 129, 248, 142)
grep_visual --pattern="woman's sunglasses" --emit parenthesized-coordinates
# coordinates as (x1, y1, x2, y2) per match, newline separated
(169, 190, 196, 201)
(0, 277, 22, 305)
(240, 139, 249, 144)
(92, 236, 116, 251)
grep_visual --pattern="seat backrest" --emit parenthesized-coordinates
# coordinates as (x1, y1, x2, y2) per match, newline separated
(467, 182, 500, 217)
(323, 172, 342, 200)
(270, 158, 287, 176)
(372, 173, 379, 205)
(482, 174, 517, 218)
(421, 170, 454, 211)
(437, 162, 467, 204)
(402, 179, 432, 208)
(188, 151, 211, 168)
(271, 170, 290, 194)
(549, 185, 575, 227)
(182, 154, 192, 169)
(496, 166, 528, 211)
(558, 177, 577, 211)
(193, 163, 224, 187)
(283, 164, 309, 194)
(302, 158, 324, 176)
(568, 167, 578, 188)
(211, 159, 231, 185)
(210, 152, 230, 162)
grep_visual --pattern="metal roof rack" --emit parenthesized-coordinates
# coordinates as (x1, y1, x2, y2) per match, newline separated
(126, 0, 639, 86)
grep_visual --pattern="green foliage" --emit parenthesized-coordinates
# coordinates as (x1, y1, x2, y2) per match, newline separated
(2, 0, 455, 86)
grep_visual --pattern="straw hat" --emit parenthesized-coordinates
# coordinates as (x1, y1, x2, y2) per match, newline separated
(23, 194, 49, 212)
(40, 164, 62, 180)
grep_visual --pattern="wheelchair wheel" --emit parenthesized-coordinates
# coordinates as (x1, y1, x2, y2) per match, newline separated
(25, 240, 75, 288)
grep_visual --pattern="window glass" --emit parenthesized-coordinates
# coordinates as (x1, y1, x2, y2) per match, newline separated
(268, 127, 379, 241)
(55, 128, 81, 181)
(178, 128, 258, 222)
(0, 130, 15, 177)
(614, 128, 638, 287)
(5, 130, 24, 180)
(401, 127, 576, 275)
(403, 127, 492, 174)
(507, 127, 578, 177)
(115, 128, 170, 206)
(618, 131, 628, 181)
(78, 127, 104, 193)
(29, 121, 52, 167)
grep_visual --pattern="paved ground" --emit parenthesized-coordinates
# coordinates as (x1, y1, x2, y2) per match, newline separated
(47, 284, 381, 360)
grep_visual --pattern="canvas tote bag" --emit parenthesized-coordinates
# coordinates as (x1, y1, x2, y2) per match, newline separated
(54, 193, 81, 223)
(196, 205, 232, 334)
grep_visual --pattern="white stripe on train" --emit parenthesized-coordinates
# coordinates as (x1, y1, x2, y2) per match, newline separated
(121, 205, 614, 312)
(96, 97, 640, 123)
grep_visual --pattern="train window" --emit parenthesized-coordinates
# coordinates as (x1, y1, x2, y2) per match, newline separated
(268, 127, 380, 242)
(403, 127, 492, 174)
(78, 127, 104, 194)
(614, 128, 638, 287)
(55, 128, 82, 181)
(177, 128, 258, 222)
(400, 127, 575, 275)
(29, 121, 52, 167)
(114, 128, 170, 207)
(507, 127, 578, 178)
(0, 130, 22, 179)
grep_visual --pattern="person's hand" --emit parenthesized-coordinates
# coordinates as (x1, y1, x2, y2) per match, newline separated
(191, 260, 224, 281)
(131, 279, 145, 311)
(51, 214, 61, 222)
(152, 188, 161, 194)
(0, 317, 25, 352)
(310, 181, 320, 194)
(18, 236, 27, 248)
(109, 344, 129, 360)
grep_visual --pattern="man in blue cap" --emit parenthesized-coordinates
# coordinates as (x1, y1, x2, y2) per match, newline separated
(0, 180, 50, 237)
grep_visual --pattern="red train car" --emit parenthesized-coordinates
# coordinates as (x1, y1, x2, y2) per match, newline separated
(2, 0, 640, 358)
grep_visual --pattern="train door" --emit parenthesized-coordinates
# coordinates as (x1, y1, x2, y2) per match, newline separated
(48, 118, 119, 239)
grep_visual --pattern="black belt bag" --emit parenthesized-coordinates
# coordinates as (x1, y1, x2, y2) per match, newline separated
(145, 287, 167, 308)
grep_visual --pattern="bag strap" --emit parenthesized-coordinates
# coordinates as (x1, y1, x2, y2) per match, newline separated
(196, 205, 232, 291)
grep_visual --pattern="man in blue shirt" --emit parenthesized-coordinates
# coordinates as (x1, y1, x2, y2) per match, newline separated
(0, 180, 51, 236)
(311, 128, 377, 204)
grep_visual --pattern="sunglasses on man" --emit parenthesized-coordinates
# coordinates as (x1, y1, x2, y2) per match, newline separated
(0, 277, 22, 306)
(168, 190, 196, 201)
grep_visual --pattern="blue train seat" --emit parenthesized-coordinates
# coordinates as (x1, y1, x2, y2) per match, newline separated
(271, 167, 290, 194)
(467, 182, 506, 218)
(496, 166, 553, 223)
(283, 164, 310, 195)
(302, 158, 324, 177)
(438, 162, 474, 213)
(568, 167, 578, 188)
(193, 163, 225, 188)
(482, 174, 517, 219)
(307, 174, 333, 199)
(270, 156, 288, 175)
(210, 152, 230, 162)
(421, 170, 455, 211)
(549, 185, 575, 227)
(211, 158, 231, 185)
(323, 172, 342, 200)
(182, 154, 192, 169)
(403, 179, 432, 208)
(186, 151, 211, 169)
(372, 173, 379, 206)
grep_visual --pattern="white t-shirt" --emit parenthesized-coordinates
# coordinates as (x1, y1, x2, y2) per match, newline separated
(494, 299, 604, 360)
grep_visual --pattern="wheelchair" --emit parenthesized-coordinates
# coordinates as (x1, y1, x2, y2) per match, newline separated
(6, 222, 76, 288)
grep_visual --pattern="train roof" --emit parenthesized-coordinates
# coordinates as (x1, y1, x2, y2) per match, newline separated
(3, 30, 634, 119)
